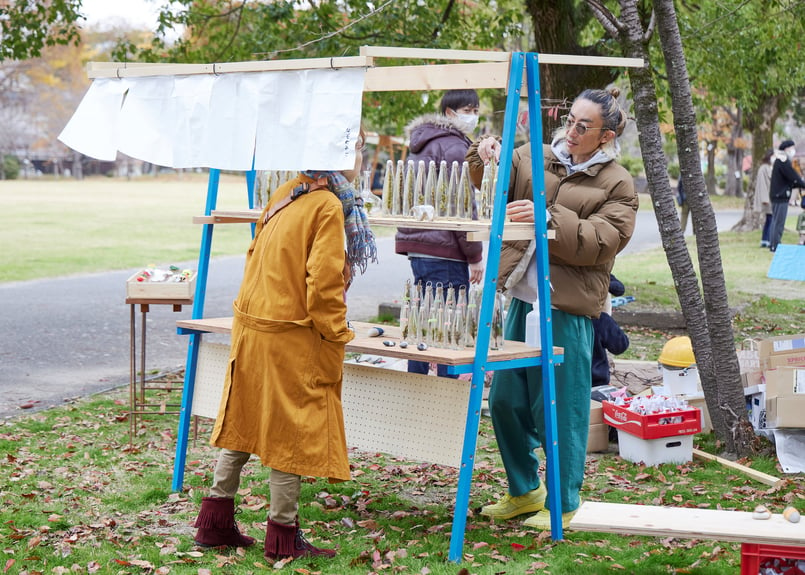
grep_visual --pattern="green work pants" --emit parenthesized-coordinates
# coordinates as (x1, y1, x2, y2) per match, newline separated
(488, 298, 592, 513)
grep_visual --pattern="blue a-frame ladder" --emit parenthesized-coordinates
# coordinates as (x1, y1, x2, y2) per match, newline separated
(170, 51, 565, 563)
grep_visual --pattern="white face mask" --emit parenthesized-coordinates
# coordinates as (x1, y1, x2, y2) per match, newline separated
(456, 113, 479, 134)
(786, 147, 796, 159)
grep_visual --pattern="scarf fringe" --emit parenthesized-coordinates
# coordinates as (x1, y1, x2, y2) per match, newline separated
(302, 169, 378, 277)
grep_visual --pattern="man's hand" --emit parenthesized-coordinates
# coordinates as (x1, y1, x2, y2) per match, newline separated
(477, 136, 501, 165)
(468, 261, 484, 284)
(506, 199, 535, 222)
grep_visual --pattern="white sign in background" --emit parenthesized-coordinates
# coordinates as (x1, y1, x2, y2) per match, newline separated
(58, 67, 365, 172)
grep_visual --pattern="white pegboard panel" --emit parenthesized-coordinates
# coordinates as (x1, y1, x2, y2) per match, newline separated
(190, 344, 471, 467)
(342, 363, 469, 468)
(191, 341, 230, 419)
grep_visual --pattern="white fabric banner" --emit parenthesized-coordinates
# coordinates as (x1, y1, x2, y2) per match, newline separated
(58, 67, 365, 171)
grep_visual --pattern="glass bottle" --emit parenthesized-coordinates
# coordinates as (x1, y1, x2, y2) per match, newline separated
(464, 285, 479, 348)
(456, 161, 473, 220)
(453, 285, 467, 350)
(403, 160, 415, 217)
(490, 290, 506, 350)
(435, 160, 448, 218)
(382, 159, 395, 216)
(447, 161, 460, 218)
(415, 160, 427, 207)
(392, 159, 405, 216)
(424, 160, 436, 209)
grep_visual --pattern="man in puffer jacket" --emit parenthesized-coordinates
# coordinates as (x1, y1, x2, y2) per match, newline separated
(395, 89, 484, 377)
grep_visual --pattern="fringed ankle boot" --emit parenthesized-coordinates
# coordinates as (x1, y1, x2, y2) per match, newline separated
(264, 518, 336, 560)
(193, 497, 256, 548)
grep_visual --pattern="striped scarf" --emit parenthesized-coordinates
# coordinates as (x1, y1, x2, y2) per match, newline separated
(301, 170, 377, 276)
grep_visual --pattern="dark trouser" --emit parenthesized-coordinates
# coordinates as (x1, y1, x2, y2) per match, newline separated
(769, 201, 789, 251)
(407, 256, 469, 379)
(761, 213, 772, 245)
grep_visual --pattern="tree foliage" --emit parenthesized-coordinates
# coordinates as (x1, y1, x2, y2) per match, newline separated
(0, 0, 83, 61)
(674, 1, 805, 214)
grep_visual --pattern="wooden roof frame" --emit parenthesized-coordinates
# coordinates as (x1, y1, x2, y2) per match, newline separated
(86, 45, 644, 91)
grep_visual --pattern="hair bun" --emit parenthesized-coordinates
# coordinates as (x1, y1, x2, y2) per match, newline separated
(607, 87, 621, 99)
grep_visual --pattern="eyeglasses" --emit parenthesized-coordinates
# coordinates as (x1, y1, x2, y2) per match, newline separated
(561, 115, 610, 137)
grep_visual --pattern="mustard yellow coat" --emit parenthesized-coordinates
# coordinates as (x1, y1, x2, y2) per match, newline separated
(211, 175, 354, 482)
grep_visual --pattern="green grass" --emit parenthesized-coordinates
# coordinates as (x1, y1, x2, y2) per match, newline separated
(1, 387, 798, 574)
(1, 174, 254, 282)
(0, 174, 395, 282)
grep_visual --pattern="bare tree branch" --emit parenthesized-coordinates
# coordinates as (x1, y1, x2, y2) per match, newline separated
(254, 0, 395, 58)
(586, 0, 623, 36)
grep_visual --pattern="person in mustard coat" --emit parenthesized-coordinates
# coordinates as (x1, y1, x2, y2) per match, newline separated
(192, 129, 376, 561)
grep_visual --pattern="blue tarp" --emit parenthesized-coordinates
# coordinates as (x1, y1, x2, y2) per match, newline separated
(767, 244, 805, 281)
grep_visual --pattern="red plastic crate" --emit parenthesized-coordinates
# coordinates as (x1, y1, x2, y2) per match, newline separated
(741, 542, 805, 575)
(602, 398, 701, 439)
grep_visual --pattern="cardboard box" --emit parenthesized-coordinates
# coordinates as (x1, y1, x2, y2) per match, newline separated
(617, 430, 693, 466)
(765, 396, 805, 429)
(602, 398, 701, 439)
(587, 423, 609, 453)
(126, 271, 196, 301)
(762, 351, 805, 371)
(741, 370, 763, 388)
(590, 399, 603, 425)
(759, 334, 805, 359)
(763, 367, 805, 398)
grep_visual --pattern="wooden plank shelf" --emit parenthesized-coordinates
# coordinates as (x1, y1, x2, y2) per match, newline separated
(176, 319, 562, 367)
(192, 210, 555, 241)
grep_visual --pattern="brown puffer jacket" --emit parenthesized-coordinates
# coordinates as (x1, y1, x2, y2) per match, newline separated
(467, 140, 638, 318)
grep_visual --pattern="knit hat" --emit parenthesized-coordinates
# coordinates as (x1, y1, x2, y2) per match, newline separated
(779, 139, 795, 151)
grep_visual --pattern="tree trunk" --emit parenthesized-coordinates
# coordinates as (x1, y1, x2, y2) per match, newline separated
(525, 0, 618, 140)
(595, 0, 753, 456)
(724, 107, 743, 197)
(732, 97, 783, 232)
(72, 150, 83, 180)
(651, 0, 753, 456)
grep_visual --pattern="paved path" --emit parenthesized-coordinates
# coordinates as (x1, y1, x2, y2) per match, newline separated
(0, 210, 743, 419)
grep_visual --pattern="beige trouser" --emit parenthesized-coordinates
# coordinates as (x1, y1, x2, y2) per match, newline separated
(210, 448, 301, 525)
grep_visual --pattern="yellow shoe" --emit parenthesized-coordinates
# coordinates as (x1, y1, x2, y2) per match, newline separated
(522, 507, 578, 530)
(480, 483, 547, 520)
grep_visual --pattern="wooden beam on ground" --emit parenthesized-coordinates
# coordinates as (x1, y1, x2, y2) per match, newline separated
(692, 448, 784, 488)
(570, 502, 805, 545)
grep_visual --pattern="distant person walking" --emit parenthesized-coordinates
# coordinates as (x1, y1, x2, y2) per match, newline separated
(753, 150, 774, 248)
(769, 140, 805, 252)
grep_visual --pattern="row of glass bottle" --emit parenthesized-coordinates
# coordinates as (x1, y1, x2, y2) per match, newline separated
(400, 279, 506, 351)
(381, 158, 498, 220)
